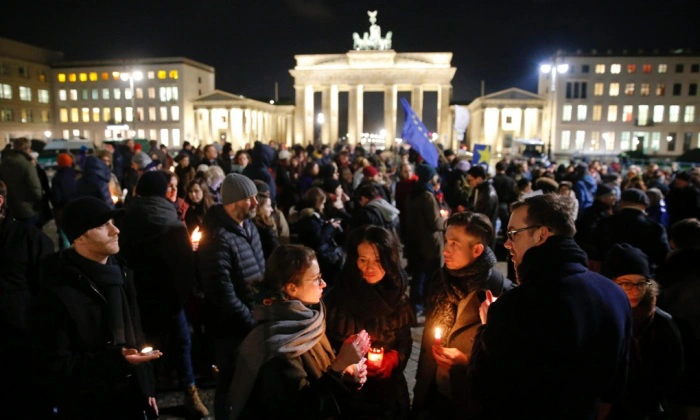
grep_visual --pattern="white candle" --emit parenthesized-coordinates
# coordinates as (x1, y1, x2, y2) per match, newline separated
(140, 346, 153, 355)
(434, 327, 442, 346)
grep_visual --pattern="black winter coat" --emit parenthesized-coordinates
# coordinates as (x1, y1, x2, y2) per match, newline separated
(325, 270, 415, 419)
(50, 166, 77, 210)
(243, 141, 277, 202)
(575, 199, 612, 259)
(76, 156, 114, 209)
(30, 251, 155, 419)
(469, 180, 499, 231)
(118, 196, 195, 332)
(197, 205, 264, 339)
(295, 208, 344, 281)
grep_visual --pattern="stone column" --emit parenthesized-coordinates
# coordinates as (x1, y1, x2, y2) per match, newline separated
(348, 85, 363, 146)
(227, 108, 233, 143)
(294, 85, 305, 145)
(194, 109, 200, 142)
(412, 85, 424, 120)
(384, 84, 398, 144)
(330, 84, 339, 145)
(304, 85, 314, 145)
(320, 85, 331, 145)
(209, 107, 216, 144)
(437, 85, 451, 146)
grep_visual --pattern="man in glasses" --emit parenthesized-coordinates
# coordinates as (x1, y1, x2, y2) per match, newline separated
(468, 193, 632, 418)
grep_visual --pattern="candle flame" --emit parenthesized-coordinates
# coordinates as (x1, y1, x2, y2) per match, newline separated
(191, 226, 202, 243)
(140, 346, 153, 354)
(111, 195, 119, 203)
(434, 327, 442, 340)
(169, 166, 175, 172)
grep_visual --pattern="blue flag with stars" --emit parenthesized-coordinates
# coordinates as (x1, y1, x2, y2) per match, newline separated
(471, 144, 492, 169)
(400, 97, 438, 168)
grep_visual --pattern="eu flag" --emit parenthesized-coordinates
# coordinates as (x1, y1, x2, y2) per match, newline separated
(471, 144, 492, 169)
(400, 98, 438, 168)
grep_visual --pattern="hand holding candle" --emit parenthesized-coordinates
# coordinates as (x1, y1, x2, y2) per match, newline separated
(440, 209, 449, 219)
(191, 226, 202, 251)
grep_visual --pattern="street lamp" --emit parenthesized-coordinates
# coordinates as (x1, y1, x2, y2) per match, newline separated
(540, 59, 568, 161)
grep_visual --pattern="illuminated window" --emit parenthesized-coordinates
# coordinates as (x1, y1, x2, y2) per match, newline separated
(685, 105, 696, 123)
(59, 90, 67, 101)
(68, 73, 77, 82)
(638, 105, 649, 125)
(667, 133, 676, 152)
(669, 105, 680, 122)
(19, 109, 32, 123)
(160, 129, 169, 146)
(172, 129, 181, 147)
(607, 105, 618, 122)
(575, 130, 586, 150)
(81, 89, 89, 100)
(610, 64, 621, 74)
(125, 88, 132, 100)
(101, 72, 109, 81)
(592, 105, 602, 121)
(59, 108, 68, 122)
(623, 105, 634, 122)
(658, 64, 667, 73)
(92, 89, 99, 100)
(642, 64, 652, 73)
(562, 104, 573, 122)
(148, 107, 156, 121)
(81, 107, 90, 123)
(620, 132, 631, 151)
(625, 83, 635, 96)
(651, 132, 661, 151)
(89, 72, 98, 82)
(103, 107, 111, 122)
(125, 107, 133, 122)
(38, 89, 49, 103)
(653, 105, 664, 123)
(112, 72, 121, 81)
(102, 88, 110, 100)
(609, 83, 619, 96)
(160, 106, 168, 121)
(157, 70, 167, 80)
(0, 84, 11, 99)
(640, 83, 650, 96)
(92, 107, 100, 122)
(136, 107, 143, 121)
(38, 72, 47, 82)
(148, 87, 156, 99)
(590, 131, 600, 150)
(169, 70, 179, 79)
(79, 73, 87, 82)
(656, 84, 666, 96)
(560, 131, 571, 150)
(41, 110, 49, 123)
(70, 108, 79, 122)
(135, 88, 143, 99)
(603, 132, 616, 151)
(171, 106, 180, 121)
(113, 88, 121, 100)
(114, 107, 122, 123)
(0, 109, 14, 122)
(577, 105, 587, 121)
(627, 64, 636, 73)
(19, 86, 32, 101)
(595, 64, 605, 74)
(149, 129, 158, 140)
(159, 86, 179, 102)
(69, 89, 77, 101)
(594, 83, 604, 96)
(57, 73, 66, 82)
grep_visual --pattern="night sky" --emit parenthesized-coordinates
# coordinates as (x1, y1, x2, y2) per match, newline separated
(3, 0, 699, 132)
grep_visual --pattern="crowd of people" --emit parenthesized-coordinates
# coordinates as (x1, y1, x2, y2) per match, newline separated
(1, 134, 699, 419)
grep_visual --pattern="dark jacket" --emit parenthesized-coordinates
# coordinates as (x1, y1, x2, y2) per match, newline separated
(325, 269, 415, 419)
(243, 141, 276, 202)
(119, 196, 195, 331)
(666, 185, 700, 226)
(253, 220, 279, 260)
(50, 166, 77, 210)
(295, 208, 344, 284)
(30, 250, 155, 419)
(492, 173, 517, 205)
(76, 156, 114, 209)
(413, 261, 514, 416)
(197, 205, 264, 339)
(0, 149, 43, 219)
(575, 199, 612, 259)
(468, 236, 632, 419)
(469, 180, 499, 233)
(405, 187, 444, 270)
(594, 208, 671, 268)
(656, 248, 700, 405)
(184, 201, 207, 234)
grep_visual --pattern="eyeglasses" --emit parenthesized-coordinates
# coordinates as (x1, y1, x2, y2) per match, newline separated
(305, 274, 324, 286)
(506, 225, 542, 241)
(615, 279, 651, 292)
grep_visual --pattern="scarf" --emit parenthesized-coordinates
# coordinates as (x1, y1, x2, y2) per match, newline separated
(65, 249, 137, 347)
(430, 247, 496, 337)
(229, 285, 329, 419)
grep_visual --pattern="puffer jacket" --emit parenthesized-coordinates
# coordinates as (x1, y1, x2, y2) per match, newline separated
(75, 156, 114, 209)
(0, 149, 43, 219)
(243, 141, 276, 202)
(197, 205, 264, 339)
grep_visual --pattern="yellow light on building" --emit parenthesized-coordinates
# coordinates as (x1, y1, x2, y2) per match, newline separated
(57, 73, 66, 83)
(112, 71, 121, 81)
(158, 70, 167, 80)
(101, 72, 109, 81)
(68, 73, 77, 82)
(169, 70, 179, 80)
(89, 72, 98, 82)
(79, 73, 87, 82)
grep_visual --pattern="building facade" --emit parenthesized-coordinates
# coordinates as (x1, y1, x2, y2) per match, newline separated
(0, 37, 63, 148)
(539, 49, 700, 159)
(51, 57, 215, 147)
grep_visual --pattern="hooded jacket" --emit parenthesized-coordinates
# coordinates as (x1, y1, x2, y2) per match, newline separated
(0, 149, 43, 219)
(243, 141, 276, 202)
(76, 156, 114, 209)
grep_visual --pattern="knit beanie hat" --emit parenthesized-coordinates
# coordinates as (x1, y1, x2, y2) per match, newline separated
(595, 183, 615, 198)
(221, 173, 257, 205)
(132, 151, 152, 170)
(253, 180, 270, 197)
(363, 166, 379, 178)
(62, 197, 123, 243)
(135, 171, 169, 197)
(621, 188, 650, 206)
(601, 243, 651, 280)
(415, 163, 437, 184)
(57, 153, 73, 168)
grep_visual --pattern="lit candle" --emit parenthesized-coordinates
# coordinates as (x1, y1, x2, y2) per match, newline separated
(169, 165, 175, 172)
(367, 347, 384, 369)
(111, 195, 119, 204)
(191, 226, 202, 251)
(440, 209, 449, 218)
(140, 346, 153, 355)
(434, 327, 442, 346)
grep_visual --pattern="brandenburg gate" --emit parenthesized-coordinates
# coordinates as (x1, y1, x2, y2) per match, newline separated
(289, 11, 457, 146)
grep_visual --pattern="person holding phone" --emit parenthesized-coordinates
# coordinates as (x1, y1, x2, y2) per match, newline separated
(30, 197, 160, 419)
